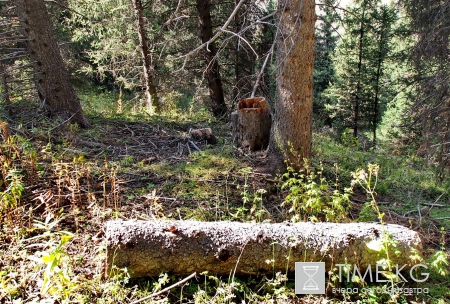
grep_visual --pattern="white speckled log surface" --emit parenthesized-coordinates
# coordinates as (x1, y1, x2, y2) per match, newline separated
(106, 220, 422, 278)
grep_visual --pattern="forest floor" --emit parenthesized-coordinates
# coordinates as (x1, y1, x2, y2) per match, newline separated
(1, 101, 449, 303)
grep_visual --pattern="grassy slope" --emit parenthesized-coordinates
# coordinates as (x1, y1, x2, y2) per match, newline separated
(0, 95, 449, 303)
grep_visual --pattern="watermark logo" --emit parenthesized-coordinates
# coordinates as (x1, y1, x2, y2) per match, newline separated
(335, 263, 429, 283)
(295, 263, 430, 295)
(295, 262, 326, 294)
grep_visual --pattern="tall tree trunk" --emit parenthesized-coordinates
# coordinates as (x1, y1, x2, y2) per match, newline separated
(354, 6, 366, 138)
(268, 0, 316, 172)
(233, 0, 240, 108)
(131, 0, 160, 115)
(0, 63, 11, 115)
(16, 0, 88, 127)
(196, 0, 228, 118)
(372, 31, 385, 146)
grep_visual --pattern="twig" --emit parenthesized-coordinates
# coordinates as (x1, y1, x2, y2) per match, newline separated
(231, 242, 247, 283)
(188, 140, 202, 152)
(430, 186, 450, 205)
(142, 194, 177, 201)
(62, 148, 87, 155)
(421, 203, 445, 207)
(178, 0, 246, 69)
(221, 29, 258, 57)
(251, 42, 275, 98)
(48, 110, 80, 131)
(94, 145, 112, 157)
(186, 141, 192, 154)
(351, 198, 389, 205)
(124, 124, 135, 137)
(386, 210, 414, 220)
(148, 140, 158, 149)
(130, 272, 197, 304)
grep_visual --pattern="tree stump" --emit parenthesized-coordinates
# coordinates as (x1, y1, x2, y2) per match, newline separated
(231, 97, 271, 151)
(106, 220, 422, 278)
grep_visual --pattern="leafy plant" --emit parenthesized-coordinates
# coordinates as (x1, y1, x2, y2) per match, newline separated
(351, 164, 413, 303)
(352, 164, 399, 268)
(27, 215, 79, 302)
(281, 161, 352, 222)
(232, 168, 269, 222)
(40, 232, 77, 299)
(429, 228, 449, 277)
(0, 168, 24, 214)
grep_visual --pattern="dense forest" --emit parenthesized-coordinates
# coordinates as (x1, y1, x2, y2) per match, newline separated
(0, 0, 449, 303)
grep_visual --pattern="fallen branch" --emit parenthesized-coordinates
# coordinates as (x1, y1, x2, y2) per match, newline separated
(130, 272, 197, 304)
(421, 203, 445, 208)
(188, 140, 202, 152)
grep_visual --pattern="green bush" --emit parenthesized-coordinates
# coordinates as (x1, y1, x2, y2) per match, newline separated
(281, 161, 352, 222)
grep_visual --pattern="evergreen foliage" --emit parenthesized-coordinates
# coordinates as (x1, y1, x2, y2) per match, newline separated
(61, 0, 274, 116)
(402, 0, 450, 175)
(1, 0, 450, 302)
(323, 0, 399, 143)
(313, 0, 340, 125)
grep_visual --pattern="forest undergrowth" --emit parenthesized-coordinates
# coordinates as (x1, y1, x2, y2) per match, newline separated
(1, 100, 449, 303)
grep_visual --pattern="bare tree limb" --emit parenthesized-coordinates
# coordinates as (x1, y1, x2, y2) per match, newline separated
(251, 42, 275, 98)
(178, 0, 247, 69)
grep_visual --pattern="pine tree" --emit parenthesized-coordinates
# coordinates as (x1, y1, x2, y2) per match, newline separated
(314, 0, 339, 125)
(269, 0, 316, 172)
(325, 0, 398, 143)
(16, 0, 88, 127)
(402, 0, 450, 174)
(366, 5, 397, 144)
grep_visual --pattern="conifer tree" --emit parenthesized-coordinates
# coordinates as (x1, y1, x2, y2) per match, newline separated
(325, 0, 397, 142)
(402, 0, 450, 173)
(17, 0, 89, 127)
(269, 0, 316, 172)
(314, 0, 339, 125)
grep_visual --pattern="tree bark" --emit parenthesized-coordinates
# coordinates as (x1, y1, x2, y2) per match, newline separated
(106, 220, 422, 278)
(16, 0, 88, 127)
(232, 97, 271, 151)
(0, 63, 11, 114)
(196, 0, 228, 118)
(268, 0, 316, 172)
(131, 0, 161, 114)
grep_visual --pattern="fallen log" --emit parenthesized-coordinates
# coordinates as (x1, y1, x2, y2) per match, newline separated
(106, 220, 422, 278)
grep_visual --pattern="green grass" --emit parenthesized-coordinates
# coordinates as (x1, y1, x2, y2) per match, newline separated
(1, 94, 449, 303)
(313, 132, 450, 225)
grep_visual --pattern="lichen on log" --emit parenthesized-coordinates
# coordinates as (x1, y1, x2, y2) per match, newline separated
(106, 220, 422, 278)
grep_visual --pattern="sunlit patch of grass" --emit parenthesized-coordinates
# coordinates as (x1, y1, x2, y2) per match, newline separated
(150, 147, 239, 181)
(185, 149, 238, 178)
(313, 131, 450, 228)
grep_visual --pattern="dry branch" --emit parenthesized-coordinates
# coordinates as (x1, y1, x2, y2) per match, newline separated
(130, 272, 197, 304)
(106, 220, 422, 278)
(251, 42, 274, 98)
(178, 0, 246, 69)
